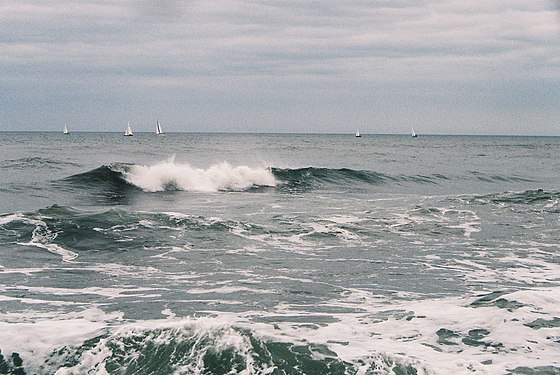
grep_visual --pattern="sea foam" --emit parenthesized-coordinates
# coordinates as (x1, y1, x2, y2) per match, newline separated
(123, 159, 277, 192)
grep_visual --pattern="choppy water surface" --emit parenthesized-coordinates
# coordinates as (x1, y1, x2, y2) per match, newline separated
(0, 132, 559, 374)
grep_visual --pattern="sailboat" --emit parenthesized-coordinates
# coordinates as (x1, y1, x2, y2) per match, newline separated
(63, 125, 69, 135)
(124, 122, 133, 136)
(156, 120, 163, 135)
(355, 129, 361, 137)
(411, 127, 418, 138)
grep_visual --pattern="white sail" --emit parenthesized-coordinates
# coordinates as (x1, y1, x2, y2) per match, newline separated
(63, 125, 69, 134)
(125, 122, 133, 136)
(156, 120, 163, 135)
(355, 129, 361, 137)
(411, 127, 417, 137)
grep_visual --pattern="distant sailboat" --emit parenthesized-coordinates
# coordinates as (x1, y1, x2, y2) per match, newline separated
(124, 122, 133, 136)
(155, 120, 163, 135)
(355, 129, 361, 137)
(63, 125, 69, 135)
(411, 127, 418, 138)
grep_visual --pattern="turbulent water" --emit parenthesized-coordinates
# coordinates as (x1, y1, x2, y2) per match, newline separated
(0, 132, 559, 374)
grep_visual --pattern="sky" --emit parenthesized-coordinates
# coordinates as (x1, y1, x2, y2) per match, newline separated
(1, 0, 559, 135)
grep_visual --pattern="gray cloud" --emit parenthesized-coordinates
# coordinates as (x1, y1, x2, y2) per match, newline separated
(0, 0, 559, 134)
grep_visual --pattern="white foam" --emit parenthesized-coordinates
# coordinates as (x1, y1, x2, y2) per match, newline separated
(8, 285, 163, 299)
(2, 287, 559, 374)
(0, 214, 79, 262)
(16, 220, 78, 262)
(0, 213, 23, 225)
(161, 307, 176, 318)
(447, 221, 480, 238)
(227, 221, 316, 253)
(248, 287, 560, 374)
(0, 267, 50, 275)
(85, 262, 163, 278)
(304, 221, 361, 242)
(324, 215, 367, 224)
(0, 213, 46, 227)
(18, 241, 78, 262)
(185, 286, 272, 295)
(123, 160, 277, 192)
(0, 308, 120, 373)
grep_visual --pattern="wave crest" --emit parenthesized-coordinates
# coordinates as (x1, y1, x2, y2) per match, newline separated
(124, 160, 277, 192)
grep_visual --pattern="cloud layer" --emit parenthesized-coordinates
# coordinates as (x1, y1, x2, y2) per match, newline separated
(1, 0, 559, 134)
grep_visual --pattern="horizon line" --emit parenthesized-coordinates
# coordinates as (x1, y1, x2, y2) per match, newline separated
(0, 130, 559, 137)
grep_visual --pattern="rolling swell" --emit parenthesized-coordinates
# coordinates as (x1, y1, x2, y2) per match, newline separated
(271, 167, 542, 192)
(63, 164, 132, 187)
(272, 167, 387, 189)
(0, 205, 268, 259)
(473, 189, 560, 205)
(271, 167, 449, 191)
(1, 157, 80, 170)
(59, 164, 137, 203)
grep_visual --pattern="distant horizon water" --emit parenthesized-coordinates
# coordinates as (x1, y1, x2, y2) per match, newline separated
(2, 130, 560, 137)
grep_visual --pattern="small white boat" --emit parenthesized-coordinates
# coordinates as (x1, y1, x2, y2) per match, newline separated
(156, 120, 163, 135)
(124, 122, 133, 136)
(355, 129, 361, 137)
(63, 125, 69, 135)
(411, 127, 418, 138)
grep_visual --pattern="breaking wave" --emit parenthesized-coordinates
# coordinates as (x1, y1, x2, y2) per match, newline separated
(0, 316, 427, 375)
(61, 161, 542, 196)
(64, 161, 276, 193)
(125, 160, 277, 192)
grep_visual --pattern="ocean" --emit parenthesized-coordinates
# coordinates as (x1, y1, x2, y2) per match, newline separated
(0, 132, 559, 374)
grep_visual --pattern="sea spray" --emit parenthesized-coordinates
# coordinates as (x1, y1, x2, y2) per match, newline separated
(123, 160, 277, 192)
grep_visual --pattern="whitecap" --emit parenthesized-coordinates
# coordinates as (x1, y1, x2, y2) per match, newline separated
(123, 159, 277, 192)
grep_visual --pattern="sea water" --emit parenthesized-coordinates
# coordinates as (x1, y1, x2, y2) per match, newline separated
(0, 132, 559, 374)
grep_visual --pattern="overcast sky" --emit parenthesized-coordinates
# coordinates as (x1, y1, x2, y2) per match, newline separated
(1, 0, 559, 135)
